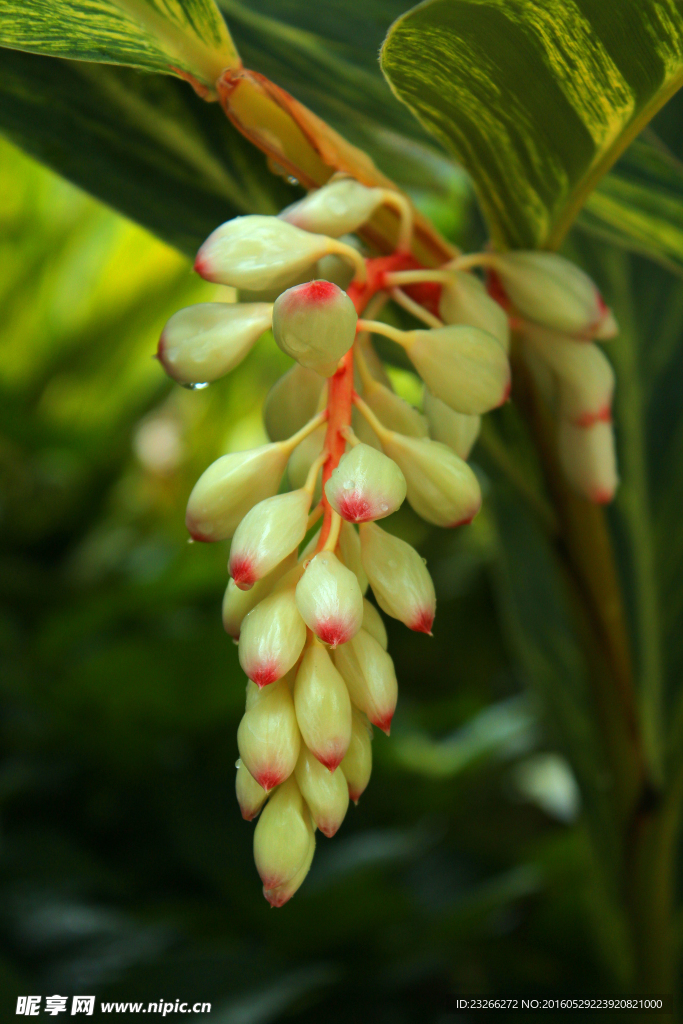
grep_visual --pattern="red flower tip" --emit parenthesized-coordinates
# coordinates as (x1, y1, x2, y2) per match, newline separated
(337, 492, 374, 523)
(497, 377, 512, 407)
(298, 280, 338, 305)
(410, 608, 434, 635)
(348, 786, 365, 805)
(186, 523, 215, 543)
(372, 712, 393, 737)
(263, 885, 292, 908)
(590, 486, 615, 505)
(230, 555, 257, 589)
(316, 619, 354, 649)
(193, 251, 211, 279)
(573, 405, 612, 428)
(249, 662, 280, 689)
(239, 805, 258, 822)
(319, 822, 340, 838)
(315, 745, 346, 772)
(448, 511, 477, 528)
(253, 766, 285, 793)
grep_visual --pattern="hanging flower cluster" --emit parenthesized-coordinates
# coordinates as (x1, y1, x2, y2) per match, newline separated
(157, 175, 618, 906)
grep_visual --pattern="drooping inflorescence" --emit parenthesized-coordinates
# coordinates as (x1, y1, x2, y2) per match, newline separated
(157, 173, 618, 905)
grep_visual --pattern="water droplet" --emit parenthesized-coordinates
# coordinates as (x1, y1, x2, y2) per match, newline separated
(286, 175, 300, 186)
(380, 503, 389, 512)
(181, 381, 210, 390)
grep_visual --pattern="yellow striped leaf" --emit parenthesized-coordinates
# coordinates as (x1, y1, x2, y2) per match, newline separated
(380, 0, 683, 250)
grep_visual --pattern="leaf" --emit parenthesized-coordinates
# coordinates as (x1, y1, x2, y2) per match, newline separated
(380, 0, 683, 250)
(0, 0, 239, 88)
(579, 140, 683, 277)
(0, 49, 294, 256)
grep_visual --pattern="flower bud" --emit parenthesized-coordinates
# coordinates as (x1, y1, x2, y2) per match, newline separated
(381, 433, 481, 527)
(287, 426, 325, 493)
(186, 444, 289, 542)
(264, 364, 325, 442)
(272, 280, 357, 377)
(325, 443, 406, 524)
(296, 551, 364, 648)
(294, 643, 352, 770)
(235, 758, 269, 821)
(334, 630, 398, 735)
(362, 598, 387, 650)
(403, 325, 511, 414)
(340, 710, 373, 803)
(253, 776, 313, 890)
(423, 389, 481, 460)
(194, 215, 345, 292)
(362, 382, 428, 439)
(558, 420, 618, 504)
(237, 678, 300, 791)
(158, 302, 272, 385)
(359, 521, 436, 633)
(222, 551, 298, 639)
(295, 747, 349, 837)
(524, 327, 614, 426)
(239, 584, 306, 687)
(487, 251, 617, 338)
(263, 820, 315, 907)
(439, 271, 510, 350)
(338, 520, 368, 595)
(280, 178, 385, 238)
(229, 489, 311, 589)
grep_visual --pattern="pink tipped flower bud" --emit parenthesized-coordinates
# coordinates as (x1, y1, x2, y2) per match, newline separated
(524, 326, 614, 426)
(228, 489, 311, 589)
(558, 420, 618, 504)
(296, 551, 364, 648)
(439, 271, 510, 351)
(253, 776, 313, 891)
(423, 389, 481, 460)
(158, 302, 272, 386)
(295, 746, 349, 837)
(264, 364, 325, 442)
(403, 325, 511, 415)
(280, 177, 385, 238)
(334, 630, 398, 735)
(239, 584, 307, 687)
(237, 678, 300, 792)
(272, 280, 358, 377)
(293, 643, 352, 770)
(338, 520, 369, 595)
(487, 251, 617, 338)
(359, 521, 436, 633)
(235, 758, 269, 821)
(263, 817, 315, 907)
(381, 433, 481, 528)
(362, 598, 387, 650)
(194, 215, 342, 292)
(222, 552, 298, 639)
(186, 444, 289, 542)
(325, 443, 406, 524)
(340, 709, 373, 803)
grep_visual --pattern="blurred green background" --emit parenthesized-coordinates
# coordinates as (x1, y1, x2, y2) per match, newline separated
(3, 71, 683, 1016)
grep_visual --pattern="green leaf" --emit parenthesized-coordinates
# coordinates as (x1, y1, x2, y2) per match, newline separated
(579, 140, 683, 277)
(380, 0, 683, 250)
(0, 0, 238, 87)
(0, 49, 294, 256)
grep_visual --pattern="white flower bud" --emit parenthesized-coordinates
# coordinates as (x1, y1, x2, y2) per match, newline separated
(524, 326, 614, 426)
(338, 520, 368, 595)
(264, 364, 325, 442)
(362, 598, 387, 650)
(296, 550, 364, 648)
(340, 709, 373, 803)
(295, 746, 349, 837)
(423, 389, 481, 460)
(287, 425, 325, 493)
(381, 433, 481, 528)
(272, 280, 358, 377)
(280, 178, 385, 238)
(558, 420, 618, 504)
(403, 325, 511, 415)
(235, 758, 268, 821)
(359, 521, 436, 633)
(222, 551, 298, 639)
(293, 643, 352, 770)
(263, 818, 315, 907)
(186, 444, 289, 542)
(334, 629, 398, 735)
(253, 776, 313, 890)
(325, 443, 406, 523)
(239, 585, 307, 687)
(439, 271, 510, 350)
(487, 251, 617, 338)
(237, 678, 300, 791)
(194, 215, 346, 292)
(158, 302, 272, 385)
(229, 489, 311, 589)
